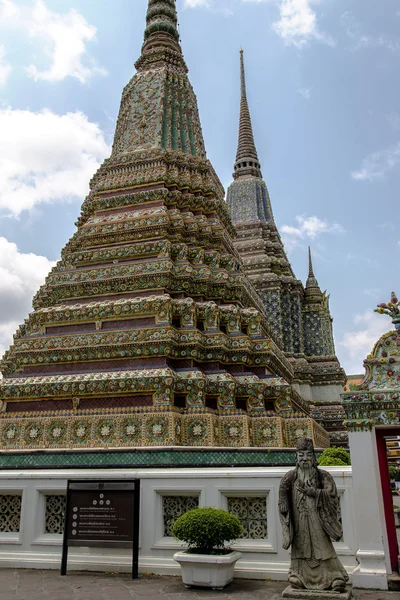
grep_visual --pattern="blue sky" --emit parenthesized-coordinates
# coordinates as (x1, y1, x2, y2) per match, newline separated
(0, 0, 399, 374)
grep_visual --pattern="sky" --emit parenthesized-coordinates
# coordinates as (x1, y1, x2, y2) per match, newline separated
(0, 0, 399, 375)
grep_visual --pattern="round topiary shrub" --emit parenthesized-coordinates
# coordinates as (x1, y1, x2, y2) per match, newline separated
(318, 447, 351, 467)
(172, 507, 243, 554)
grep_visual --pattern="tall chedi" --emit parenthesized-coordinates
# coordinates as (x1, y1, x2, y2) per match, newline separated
(0, 1, 329, 456)
(227, 52, 347, 446)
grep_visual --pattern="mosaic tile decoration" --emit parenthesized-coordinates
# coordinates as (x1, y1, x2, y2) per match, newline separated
(0, 448, 320, 470)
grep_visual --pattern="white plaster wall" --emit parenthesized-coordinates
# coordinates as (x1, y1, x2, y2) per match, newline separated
(0, 466, 357, 581)
(292, 383, 312, 402)
(348, 431, 392, 590)
(311, 384, 344, 404)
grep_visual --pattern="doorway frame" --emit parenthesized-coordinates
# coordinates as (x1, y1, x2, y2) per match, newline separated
(376, 427, 400, 572)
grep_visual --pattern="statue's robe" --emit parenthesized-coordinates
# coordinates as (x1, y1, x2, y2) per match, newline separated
(279, 467, 349, 590)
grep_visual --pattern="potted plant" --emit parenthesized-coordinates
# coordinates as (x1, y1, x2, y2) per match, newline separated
(172, 507, 243, 590)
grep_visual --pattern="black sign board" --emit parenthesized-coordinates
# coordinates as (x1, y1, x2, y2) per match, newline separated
(61, 480, 140, 579)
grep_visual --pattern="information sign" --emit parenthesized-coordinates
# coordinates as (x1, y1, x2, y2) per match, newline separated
(61, 480, 140, 578)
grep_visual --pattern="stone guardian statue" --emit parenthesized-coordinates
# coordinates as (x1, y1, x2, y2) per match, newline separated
(279, 438, 350, 596)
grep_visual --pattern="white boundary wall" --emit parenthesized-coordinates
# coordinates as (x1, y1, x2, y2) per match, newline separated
(0, 466, 357, 580)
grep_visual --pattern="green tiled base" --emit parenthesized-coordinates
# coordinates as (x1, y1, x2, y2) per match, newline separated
(0, 447, 319, 470)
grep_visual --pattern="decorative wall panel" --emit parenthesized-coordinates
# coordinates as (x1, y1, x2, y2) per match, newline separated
(163, 495, 198, 536)
(227, 496, 268, 539)
(45, 495, 66, 535)
(0, 494, 21, 532)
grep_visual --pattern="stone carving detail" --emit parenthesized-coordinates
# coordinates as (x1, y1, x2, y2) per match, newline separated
(163, 495, 198, 536)
(0, 494, 22, 532)
(45, 495, 66, 534)
(227, 496, 268, 539)
(279, 438, 349, 592)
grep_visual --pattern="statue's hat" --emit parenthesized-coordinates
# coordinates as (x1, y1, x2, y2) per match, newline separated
(296, 438, 314, 451)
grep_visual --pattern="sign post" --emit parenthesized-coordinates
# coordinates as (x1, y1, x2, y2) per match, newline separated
(61, 480, 140, 579)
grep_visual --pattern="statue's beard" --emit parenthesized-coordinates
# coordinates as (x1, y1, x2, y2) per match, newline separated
(297, 463, 317, 485)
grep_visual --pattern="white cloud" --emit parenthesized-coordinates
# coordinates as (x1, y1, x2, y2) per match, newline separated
(273, 0, 335, 48)
(351, 143, 400, 181)
(298, 87, 311, 99)
(184, 0, 334, 46)
(338, 310, 391, 374)
(0, 237, 55, 362)
(0, 0, 19, 20)
(387, 112, 400, 130)
(184, 0, 233, 15)
(342, 11, 400, 53)
(0, 44, 11, 85)
(346, 253, 378, 269)
(0, 321, 19, 365)
(0, 0, 105, 83)
(363, 288, 381, 298)
(0, 107, 110, 217)
(281, 215, 345, 251)
(184, 0, 210, 7)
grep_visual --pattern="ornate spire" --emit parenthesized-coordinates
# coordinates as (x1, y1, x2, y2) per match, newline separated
(233, 50, 262, 180)
(144, 0, 180, 45)
(111, 0, 206, 160)
(136, 0, 186, 71)
(305, 247, 322, 297)
(308, 247, 315, 279)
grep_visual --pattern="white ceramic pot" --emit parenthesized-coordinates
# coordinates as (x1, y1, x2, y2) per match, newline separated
(173, 550, 242, 590)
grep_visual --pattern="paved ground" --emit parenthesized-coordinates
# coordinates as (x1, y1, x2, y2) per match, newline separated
(0, 570, 398, 600)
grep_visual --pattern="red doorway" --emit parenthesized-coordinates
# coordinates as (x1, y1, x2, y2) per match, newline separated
(376, 428, 400, 572)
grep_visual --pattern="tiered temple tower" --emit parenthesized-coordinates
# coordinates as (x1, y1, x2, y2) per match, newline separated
(227, 51, 347, 446)
(0, 0, 329, 455)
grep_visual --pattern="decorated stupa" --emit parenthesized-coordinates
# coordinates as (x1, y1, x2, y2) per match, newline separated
(227, 51, 347, 446)
(0, 0, 333, 456)
(342, 292, 400, 432)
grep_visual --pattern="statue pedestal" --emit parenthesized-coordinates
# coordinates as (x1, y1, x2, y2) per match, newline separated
(282, 586, 352, 600)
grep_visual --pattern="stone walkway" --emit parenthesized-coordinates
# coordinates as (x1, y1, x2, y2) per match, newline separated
(0, 570, 398, 600)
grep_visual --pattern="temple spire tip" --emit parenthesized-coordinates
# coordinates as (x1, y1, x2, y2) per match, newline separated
(308, 247, 315, 279)
(306, 247, 322, 294)
(141, 0, 182, 56)
(233, 50, 262, 180)
(240, 49, 247, 99)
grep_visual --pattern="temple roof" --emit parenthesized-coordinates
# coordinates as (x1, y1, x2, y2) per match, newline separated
(233, 50, 262, 180)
